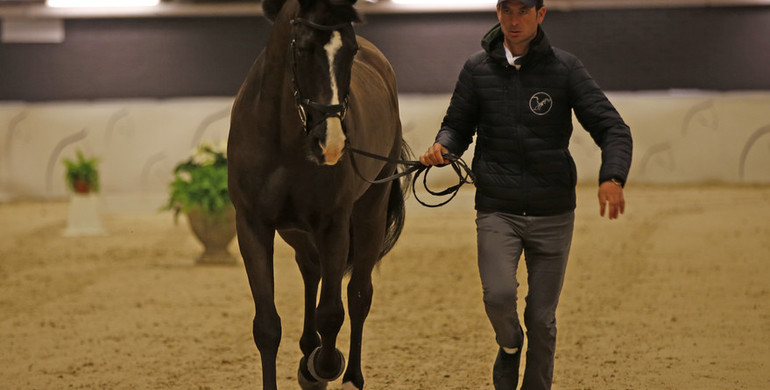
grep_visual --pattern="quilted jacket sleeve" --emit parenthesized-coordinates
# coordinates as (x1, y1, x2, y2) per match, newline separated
(435, 54, 482, 156)
(567, 56, 633, 185)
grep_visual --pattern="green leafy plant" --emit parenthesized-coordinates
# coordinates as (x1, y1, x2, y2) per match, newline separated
(164, 140, 231, 221)
(62, 149, 100, 194)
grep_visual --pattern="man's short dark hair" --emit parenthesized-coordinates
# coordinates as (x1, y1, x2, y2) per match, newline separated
(497, 0, 544, 9)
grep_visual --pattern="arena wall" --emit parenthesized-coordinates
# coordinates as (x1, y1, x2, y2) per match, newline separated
(1, 91, 768, 210)
(1, 6, 769, 100)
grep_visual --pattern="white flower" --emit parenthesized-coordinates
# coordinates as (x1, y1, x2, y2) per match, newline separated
(192, 144, 213, 164)
(216, 139, 228, 155)
(193, 149, 215, 166)
(178, 171, 192, 182)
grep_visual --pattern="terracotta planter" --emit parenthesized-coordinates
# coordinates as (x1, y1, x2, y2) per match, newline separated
(186, 207, 238, 265)
(73, 179, 92, 194)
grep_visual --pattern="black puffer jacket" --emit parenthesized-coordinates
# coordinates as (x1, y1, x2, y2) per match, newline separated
(436, 24, 633, 216)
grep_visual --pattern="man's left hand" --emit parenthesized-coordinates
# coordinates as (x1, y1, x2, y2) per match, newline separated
(598, 181, 625, 220)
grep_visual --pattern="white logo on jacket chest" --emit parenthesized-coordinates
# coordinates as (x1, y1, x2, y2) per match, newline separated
(529, 92, 553, 116)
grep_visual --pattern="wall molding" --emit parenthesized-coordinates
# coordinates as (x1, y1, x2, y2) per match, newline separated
(1, 92, 769, 209)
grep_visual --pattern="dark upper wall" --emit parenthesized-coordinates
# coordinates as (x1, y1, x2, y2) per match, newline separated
(1, 6, 769, 101)
(0, 17, 268, 101)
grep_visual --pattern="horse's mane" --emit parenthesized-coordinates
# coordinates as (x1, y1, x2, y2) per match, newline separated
(263, 0, 361, 24)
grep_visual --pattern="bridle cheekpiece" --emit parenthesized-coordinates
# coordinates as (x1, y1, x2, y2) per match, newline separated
(289, 17, 358, 134)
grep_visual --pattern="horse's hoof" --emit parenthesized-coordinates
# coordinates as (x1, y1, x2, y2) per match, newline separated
(298, 356, 328, 390)
(307, 347, 346, 382)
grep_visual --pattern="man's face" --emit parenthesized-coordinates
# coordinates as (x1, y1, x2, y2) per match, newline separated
(496, 0, 546, 54)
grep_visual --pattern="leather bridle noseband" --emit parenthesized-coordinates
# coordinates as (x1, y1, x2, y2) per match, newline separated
(289, 17, 358, 133)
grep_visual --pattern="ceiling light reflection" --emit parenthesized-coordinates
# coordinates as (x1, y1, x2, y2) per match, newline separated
(46, 0, 160, 8)
(391, 0, 496, 4)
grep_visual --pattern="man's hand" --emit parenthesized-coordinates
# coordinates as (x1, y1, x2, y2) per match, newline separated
(599, 180, 625, 220)
(419, 143, 450, 166)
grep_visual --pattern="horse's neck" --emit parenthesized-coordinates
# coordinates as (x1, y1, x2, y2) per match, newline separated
(259, 1, 294, 96)
(264, 2, 294, 64)
(255, 0, 304, 152)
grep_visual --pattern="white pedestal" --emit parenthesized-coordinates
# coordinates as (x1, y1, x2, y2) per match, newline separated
(64, 193, 107, 237)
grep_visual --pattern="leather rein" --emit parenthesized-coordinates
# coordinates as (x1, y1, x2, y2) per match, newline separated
(348, 145, 475, 208)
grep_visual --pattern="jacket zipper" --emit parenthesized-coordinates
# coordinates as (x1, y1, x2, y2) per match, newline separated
(513, 66, 528, 216)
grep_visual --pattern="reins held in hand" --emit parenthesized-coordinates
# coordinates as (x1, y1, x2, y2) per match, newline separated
(347, 146, 475, 208)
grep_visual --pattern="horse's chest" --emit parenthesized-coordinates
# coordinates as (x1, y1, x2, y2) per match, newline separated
(254, 165, 353, 228)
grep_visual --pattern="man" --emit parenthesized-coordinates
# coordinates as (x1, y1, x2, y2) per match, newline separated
(419, 0, 633, 389)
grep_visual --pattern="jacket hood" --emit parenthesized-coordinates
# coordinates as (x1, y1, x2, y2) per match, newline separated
(481, 23, 551, 66)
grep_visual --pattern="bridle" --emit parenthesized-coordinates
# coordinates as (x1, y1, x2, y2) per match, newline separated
(288, 17, 475, 207)
(289, 17, 358, 134)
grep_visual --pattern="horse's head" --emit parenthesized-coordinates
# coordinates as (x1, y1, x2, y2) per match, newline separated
(290, 0, 360, 166)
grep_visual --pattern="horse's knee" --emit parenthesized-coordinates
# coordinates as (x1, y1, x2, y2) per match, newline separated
(253, 312, 282, 354)
(315, 300, 345, 336)
(347, 281, 373, 316)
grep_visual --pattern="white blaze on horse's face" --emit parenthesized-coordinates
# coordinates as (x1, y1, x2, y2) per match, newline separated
(320, 31, 346, 166)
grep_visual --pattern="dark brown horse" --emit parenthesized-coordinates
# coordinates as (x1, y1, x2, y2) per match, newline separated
(227, 0, 409, 389)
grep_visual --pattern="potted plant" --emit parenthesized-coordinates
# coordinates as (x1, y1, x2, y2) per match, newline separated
(61, 149, 105, 236)
(62, 150, 100, 194)
(164, 140, 237, 264)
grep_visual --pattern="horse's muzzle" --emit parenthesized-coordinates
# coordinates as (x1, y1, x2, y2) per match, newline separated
(319, 117, 346, 165)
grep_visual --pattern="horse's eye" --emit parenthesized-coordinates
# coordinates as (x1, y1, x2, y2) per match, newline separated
(295, 47, 313, 60)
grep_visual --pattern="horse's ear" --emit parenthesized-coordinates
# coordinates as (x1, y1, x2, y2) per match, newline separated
(298, 0, 315, 10)
(262, 0, 286, 22)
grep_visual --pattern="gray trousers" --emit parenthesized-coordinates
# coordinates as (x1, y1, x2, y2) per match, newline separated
(476, 211, 575, 390)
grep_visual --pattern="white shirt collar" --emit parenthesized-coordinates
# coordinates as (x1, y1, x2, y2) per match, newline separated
(504, 45, 523, 70)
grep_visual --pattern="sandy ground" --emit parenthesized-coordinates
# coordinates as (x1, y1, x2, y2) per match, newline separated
(1, 185, 769, 390)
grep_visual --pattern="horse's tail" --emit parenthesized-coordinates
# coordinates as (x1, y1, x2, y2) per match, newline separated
(379, 139, 414, 260)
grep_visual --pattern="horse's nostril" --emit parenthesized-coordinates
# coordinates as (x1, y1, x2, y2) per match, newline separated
(320, 140, 343, 165)
(319, 118, 346, 166)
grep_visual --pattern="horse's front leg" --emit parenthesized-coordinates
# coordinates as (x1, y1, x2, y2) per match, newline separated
(235, 212, 280, 390)
(306, 215, 351, 382)
(342, 184, 392, 390)
(278, 231, 327, 390)
(342, 253, 377, 390)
